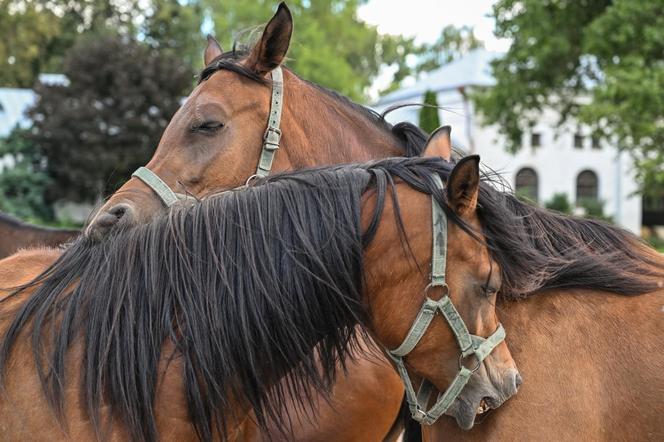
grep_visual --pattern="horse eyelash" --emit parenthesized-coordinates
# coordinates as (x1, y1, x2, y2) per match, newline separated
(190, 121, 224, 133)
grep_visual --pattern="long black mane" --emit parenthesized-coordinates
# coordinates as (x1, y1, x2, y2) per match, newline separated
(0, 157, 445, 442)
(1, 157, 662, 441)
(199, 49, 428, 158)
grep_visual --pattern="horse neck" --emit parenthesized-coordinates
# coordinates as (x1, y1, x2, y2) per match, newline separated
(281, 74, 404, 167)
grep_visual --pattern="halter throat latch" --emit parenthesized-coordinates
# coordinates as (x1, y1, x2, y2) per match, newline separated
(387, 173, 506, 426)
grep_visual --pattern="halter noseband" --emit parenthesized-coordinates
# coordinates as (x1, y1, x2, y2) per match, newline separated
(131, 66, 285, 207)
(387, 173, 506, 425)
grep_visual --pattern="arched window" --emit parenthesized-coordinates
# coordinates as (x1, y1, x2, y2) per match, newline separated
(515, 168, 538, 203)
(576, 170, 598, 203)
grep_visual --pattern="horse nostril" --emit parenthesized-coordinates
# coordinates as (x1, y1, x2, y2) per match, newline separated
(94, 204, 133, 229)
(515, 372, 523, 390)
(108, 205, 127, 220)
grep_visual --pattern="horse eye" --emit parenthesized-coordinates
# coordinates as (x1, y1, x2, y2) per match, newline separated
(192, 121, 224, 133)
(482, 284, 499, 297)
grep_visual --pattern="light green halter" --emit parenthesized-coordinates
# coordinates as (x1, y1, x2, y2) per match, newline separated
(388, 173, 506, 426)
(132, 67, 284, 206)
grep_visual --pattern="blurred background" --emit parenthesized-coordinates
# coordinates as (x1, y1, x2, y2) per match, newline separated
(0, 0, 662, 249)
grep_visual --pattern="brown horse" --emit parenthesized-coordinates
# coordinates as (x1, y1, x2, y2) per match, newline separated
(0, 151, 520, 440)
(77, 3, 432, 439)
(0, 211, 79, 259)
(86, 3, 424, 238)
(414, 186, 664, 439)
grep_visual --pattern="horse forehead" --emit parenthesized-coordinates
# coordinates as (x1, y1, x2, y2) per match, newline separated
(447, 222, 492, 272)
(200, 70, 262, 100)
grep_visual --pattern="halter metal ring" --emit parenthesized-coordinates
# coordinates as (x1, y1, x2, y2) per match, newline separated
(423, 282, 449, 297)
(245, 174, 259, 187)
(458, 352, 481, 373)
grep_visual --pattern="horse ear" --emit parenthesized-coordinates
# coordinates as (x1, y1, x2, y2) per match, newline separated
(423, 125, 452, 161)
(204, 35, 223, 66)
(246, 2, 293, 75)
(447, 155, 480, 217)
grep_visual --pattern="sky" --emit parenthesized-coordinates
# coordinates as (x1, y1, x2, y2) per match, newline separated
(358, 0, 510, 51)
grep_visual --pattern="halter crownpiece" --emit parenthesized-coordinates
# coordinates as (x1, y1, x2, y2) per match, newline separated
(387, 172, 506, 426)
(131, 66, 285, 206)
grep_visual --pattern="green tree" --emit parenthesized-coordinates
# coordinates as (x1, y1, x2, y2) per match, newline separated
(0, 2, 62, 87)
(419, 90, 441, 134)
(25, 35, 194, 203)
(0, 0, 142, 87)
(141, 0, 206, 69)
(0, 0, 203, 87)
(416, 25, 483, 73)
(0, 127, 53, 220)
(544, 193, 572, 214)
(579, 198, 612, 223)
(379, 24, 484, 96)
(475, 0, 664, 187)
(204, 0, 417, 101)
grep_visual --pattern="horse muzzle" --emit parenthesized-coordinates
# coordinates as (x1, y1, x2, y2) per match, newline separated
(445, 365, 522, 430)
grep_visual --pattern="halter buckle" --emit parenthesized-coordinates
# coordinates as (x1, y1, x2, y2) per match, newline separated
(412, 408, 428, 422)
(263, 127, 282, 150)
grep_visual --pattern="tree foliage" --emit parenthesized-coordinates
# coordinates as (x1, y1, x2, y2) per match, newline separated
(0, 127, 53, 220)
(544, 192, 572, 214)
(416, 25, 483, 73)
(475, 0, 664, 188)
(141, 0, 206, 69)
(204, 0, 417, 101)
(419, 90, 441, 134)
(0, 0, 202, 87)
(25, 35, 194, 203)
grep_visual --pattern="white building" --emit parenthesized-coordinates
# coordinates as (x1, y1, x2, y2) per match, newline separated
(0, 74, 92, 222)
(0, 74, 70, 171)
(374, 49, 642, 234)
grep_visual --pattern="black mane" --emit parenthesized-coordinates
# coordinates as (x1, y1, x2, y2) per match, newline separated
(478, 181, 664, 299)
(198, 49, 427, 159)
(0, 157, 446, 442)
(1, 156, 662, 441)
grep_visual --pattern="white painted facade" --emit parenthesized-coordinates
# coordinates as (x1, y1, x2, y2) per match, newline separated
(0, 74, 69, 172)
(374, 49, 642, 234)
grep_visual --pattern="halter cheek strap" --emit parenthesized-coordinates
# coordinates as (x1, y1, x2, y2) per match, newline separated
(387, 173, 506, 426)
(130, 66, 285, 206)
(255, 66, 283, 177)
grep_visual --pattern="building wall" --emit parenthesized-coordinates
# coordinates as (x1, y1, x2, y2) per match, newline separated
(375, 90, 642, 234)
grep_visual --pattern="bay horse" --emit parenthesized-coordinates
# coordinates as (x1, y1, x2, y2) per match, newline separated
(0, 153, 520, 440)
(78, 3, 434, 439)
(407, 181, 664, 439)
(0, 211, 79, 259)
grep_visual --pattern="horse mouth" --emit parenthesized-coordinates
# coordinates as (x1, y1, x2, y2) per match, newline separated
(476, 398, 491, 415)
(448, 396, 497, 430)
